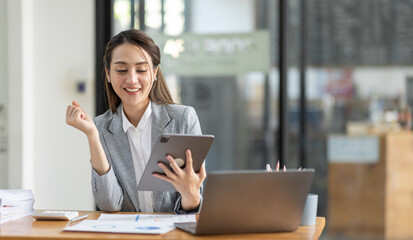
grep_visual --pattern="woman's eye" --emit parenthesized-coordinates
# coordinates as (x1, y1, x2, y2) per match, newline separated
(116, 69, 127, 73)
(137, 69, 147, 73)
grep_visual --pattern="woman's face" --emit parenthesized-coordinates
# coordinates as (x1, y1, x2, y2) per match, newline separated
(107, 42, 156, 110)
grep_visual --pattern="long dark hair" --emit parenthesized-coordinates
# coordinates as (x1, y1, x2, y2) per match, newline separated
(103, 29, 174, 113)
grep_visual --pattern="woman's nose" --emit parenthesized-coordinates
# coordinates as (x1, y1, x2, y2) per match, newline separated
(125, 71, 138, 83)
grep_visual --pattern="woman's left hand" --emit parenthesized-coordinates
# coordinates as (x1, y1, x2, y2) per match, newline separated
(153, 149, 206, 211)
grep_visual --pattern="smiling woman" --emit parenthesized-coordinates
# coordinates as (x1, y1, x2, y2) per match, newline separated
(105, 42, 159, 125)
(102, 30, 175, 116)
(65, 29, 206, 214)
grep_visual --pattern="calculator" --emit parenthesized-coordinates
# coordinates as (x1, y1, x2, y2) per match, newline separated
(32, 210, 79, 220)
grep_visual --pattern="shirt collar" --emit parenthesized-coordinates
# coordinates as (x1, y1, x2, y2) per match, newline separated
(121, 101, 152, 132)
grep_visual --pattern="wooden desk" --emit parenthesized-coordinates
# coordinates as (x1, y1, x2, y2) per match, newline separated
(0, 211, 325, 240)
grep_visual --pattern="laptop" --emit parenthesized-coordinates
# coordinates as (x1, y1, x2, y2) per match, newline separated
(174, 169, 315, 235)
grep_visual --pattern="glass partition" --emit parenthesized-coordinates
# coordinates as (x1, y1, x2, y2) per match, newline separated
(106, 0, 413, 238)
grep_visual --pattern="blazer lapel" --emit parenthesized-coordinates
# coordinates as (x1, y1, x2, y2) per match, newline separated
(151, 103, 174, 148)
(102, 105, 140, 211)
(151, 103, 175, 211)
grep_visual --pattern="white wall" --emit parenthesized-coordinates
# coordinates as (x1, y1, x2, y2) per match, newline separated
(6, 0, 95, 210)
(190, 0, 255, 34)
(7, 0, 34, 191)
(0, 0, 8, 189)
(32, 0, 95, 210)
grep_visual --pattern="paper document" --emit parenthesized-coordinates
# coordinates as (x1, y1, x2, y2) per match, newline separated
(98, 213, 196, 223)
(63, 214, 196, 234)
(64, 220, 174, 234)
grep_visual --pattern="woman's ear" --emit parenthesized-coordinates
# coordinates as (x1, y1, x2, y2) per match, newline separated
(105, 68, 111, 83)
(153, 66, 159, 81)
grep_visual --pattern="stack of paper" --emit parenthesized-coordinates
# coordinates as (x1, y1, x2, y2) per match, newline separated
(0, 189, 34, 224)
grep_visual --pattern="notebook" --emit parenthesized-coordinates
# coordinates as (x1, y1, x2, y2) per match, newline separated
(175, 169, 315, 235)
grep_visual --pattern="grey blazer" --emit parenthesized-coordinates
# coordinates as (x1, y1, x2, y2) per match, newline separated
(91, 102, 202, 213)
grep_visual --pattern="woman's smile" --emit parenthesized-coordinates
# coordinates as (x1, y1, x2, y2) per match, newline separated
(124, 87, 142, 94)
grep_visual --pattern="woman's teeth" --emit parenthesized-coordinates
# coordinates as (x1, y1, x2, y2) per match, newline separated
(125, 88, 140, 93)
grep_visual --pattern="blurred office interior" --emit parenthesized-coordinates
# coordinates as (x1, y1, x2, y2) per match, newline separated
(1, 0, 413, 239)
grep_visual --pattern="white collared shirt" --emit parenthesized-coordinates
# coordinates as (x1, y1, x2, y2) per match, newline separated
(122, 102, 154, 213)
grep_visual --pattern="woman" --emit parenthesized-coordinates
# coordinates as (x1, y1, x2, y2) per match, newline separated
(66, 29, 206, 214)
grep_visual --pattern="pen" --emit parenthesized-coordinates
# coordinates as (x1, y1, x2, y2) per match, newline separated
(70, 215, 88, 222)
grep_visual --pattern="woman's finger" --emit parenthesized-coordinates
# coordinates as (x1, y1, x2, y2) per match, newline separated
(71, 106, 82, 119)
(157, 162, 176, 180)
(67, 105, 75, 118)
(66, 105, 71, 119)
(198, 162, 207, 181)
(72, 101, 88, 118)
(165, 155, 183, 176)
(67, 106, 78, 124)
(66, 106, 73, 124)
(152, 173, 174, 184)
(72, 108, 82, 121)
(184, 149, 194, 173)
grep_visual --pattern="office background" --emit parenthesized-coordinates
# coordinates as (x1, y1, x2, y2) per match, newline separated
(1, 0, 413, 239)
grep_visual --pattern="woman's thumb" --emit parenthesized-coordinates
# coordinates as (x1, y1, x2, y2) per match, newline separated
(72, 101, 88, 120)
(72, 100, 80, 107)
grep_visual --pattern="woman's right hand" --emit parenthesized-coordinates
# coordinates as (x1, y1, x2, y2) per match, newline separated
(66, 101, 97, 137)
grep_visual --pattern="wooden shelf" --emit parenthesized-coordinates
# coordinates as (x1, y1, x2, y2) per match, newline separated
(328, 131, 413, 239)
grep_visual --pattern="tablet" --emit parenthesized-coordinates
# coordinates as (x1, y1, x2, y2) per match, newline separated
(137, 134, 214, 192)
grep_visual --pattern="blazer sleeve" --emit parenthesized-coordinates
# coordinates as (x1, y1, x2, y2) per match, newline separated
(91, 165, 124, 212)
(91, 119, 124, 212)
(174, 106, 204, 214)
